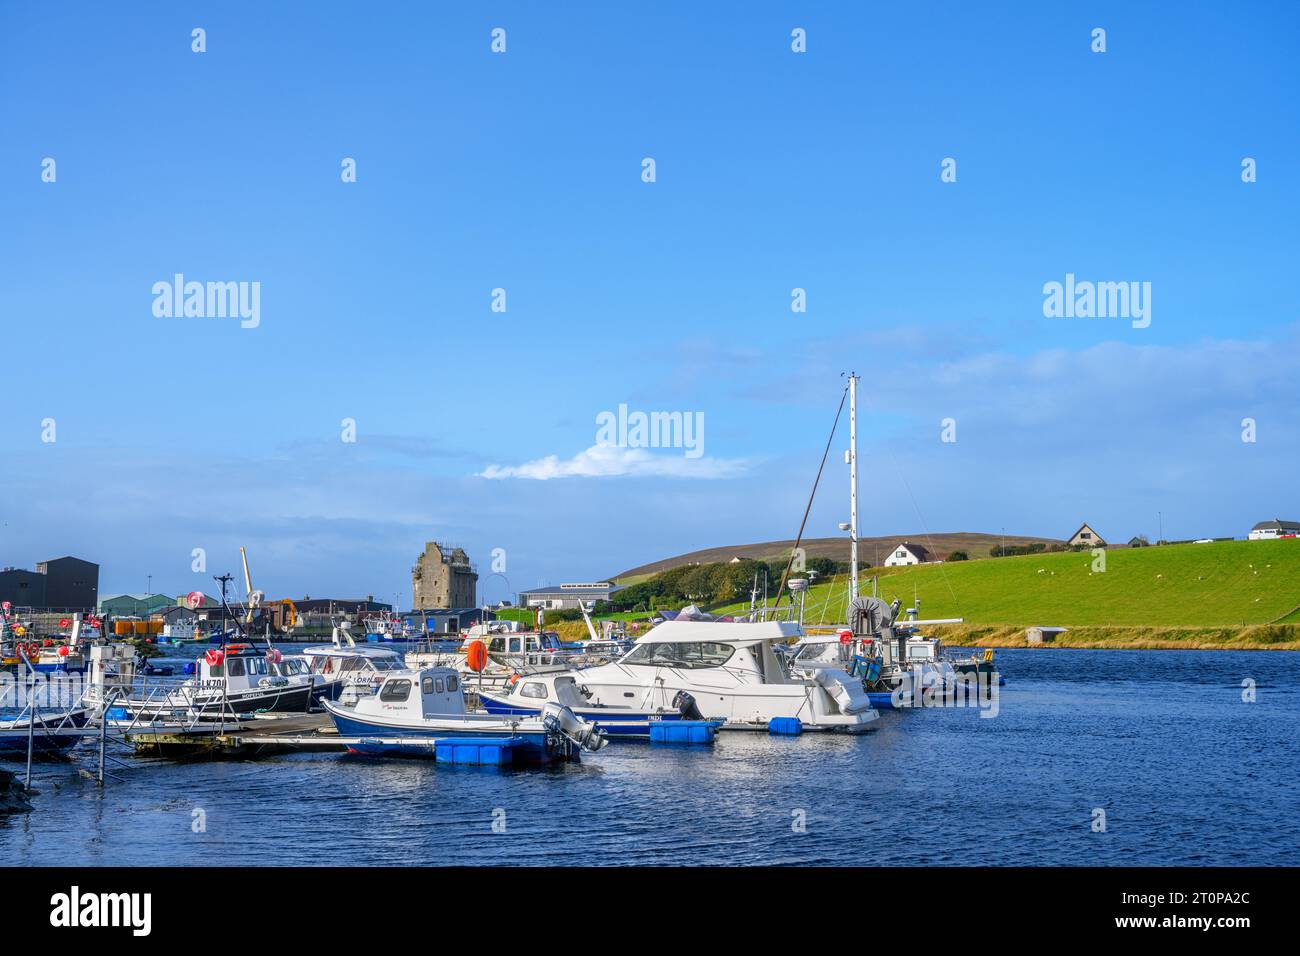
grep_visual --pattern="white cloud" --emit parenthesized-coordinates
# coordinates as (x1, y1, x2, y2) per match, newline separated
(478, 443, 749, 480)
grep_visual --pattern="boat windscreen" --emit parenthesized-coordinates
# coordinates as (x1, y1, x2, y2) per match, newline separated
(622, 641, 734, 669)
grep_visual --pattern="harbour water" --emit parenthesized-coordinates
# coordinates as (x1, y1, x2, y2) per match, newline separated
(3, 648, 1297, 866)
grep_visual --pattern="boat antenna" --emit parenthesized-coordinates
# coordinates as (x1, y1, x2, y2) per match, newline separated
(772, 378, 849, 610)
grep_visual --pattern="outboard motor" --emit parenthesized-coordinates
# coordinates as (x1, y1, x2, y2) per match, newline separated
(541, 702, 608, 751)
(672, 690, 703, 720)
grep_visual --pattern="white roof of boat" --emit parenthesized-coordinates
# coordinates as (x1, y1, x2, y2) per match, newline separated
(636, 619, 802, 644)
(301, 644, 402, 658)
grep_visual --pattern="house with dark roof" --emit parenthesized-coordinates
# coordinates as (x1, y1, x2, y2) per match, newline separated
(883, 541, 932, 567)
(1067, 523, 1106, 548)
(1249, 519, 1300, 541)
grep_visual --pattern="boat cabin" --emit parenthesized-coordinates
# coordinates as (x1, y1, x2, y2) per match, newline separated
(355, 667, 467, 719)
(615, 623, 798, 685)
(464, 630, 567, 658)
(196, 645, 292, 693)
(506, 673, 589, 708)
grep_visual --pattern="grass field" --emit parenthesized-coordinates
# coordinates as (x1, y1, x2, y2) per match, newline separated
(709, 538, 1300, 630)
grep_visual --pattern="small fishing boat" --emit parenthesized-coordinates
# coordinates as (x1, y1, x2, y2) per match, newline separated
(91, 644, 315, 722)
(27, 613, 101, 675)
(478, 673, 710, 739)
(323, 666, 607, 762)
(362, 611, 419, 643)
(0, 708, 90, 758)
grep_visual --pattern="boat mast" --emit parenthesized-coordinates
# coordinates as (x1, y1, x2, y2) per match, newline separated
(848, 372, 860, 601)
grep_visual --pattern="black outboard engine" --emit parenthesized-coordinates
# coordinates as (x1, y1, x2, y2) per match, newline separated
(672, 690, 703, 720)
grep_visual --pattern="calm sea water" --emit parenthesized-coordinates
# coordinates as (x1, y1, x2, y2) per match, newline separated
(3, 648, 1297, 866)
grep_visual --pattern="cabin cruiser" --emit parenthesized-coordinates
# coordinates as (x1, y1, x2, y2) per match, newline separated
(553, 615, 877, 732)
(323, 666, 607, 762)
(300, 621, 406, 704)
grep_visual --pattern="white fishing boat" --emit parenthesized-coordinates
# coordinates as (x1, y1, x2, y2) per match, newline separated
(85, 642, 315, 722)
(407, 624, 575, 691)
(554, 614, 877, 732)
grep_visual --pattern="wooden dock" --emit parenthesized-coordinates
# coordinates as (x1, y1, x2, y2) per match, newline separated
(126, 713, 342, 757)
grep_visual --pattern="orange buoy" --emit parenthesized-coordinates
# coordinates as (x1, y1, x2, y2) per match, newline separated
(466, 639, 488, 673)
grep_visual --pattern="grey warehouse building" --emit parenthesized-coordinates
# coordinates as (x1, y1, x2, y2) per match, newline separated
(517, 582, 623, 610)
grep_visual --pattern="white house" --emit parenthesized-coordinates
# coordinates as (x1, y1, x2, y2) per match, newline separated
(1248, 519, 1300, 541)
(884, 542, 932, 567)
(1067, 523, 1106, 548)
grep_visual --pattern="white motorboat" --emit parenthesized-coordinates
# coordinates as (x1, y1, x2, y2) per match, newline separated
(556, 615, 877, 732)
(299, 621, 406, 704)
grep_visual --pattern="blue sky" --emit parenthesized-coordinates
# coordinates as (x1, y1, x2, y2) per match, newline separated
(1, 2, 1297, 605)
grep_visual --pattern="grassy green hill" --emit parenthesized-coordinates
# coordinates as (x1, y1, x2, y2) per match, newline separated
(712, 538, 1300, 629)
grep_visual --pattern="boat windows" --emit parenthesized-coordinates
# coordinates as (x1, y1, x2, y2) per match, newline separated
(422, 676, 435, 695)
(447, 675, 459, 693)
(435, 678, 446, 694)
(380, 679, 412, 702)
(621, 641, 735, 669)
(247, 658, 268, 676)
(227, 658, 246, 677)
(370, 658, 402, 670)
(520, 682, 548, 699)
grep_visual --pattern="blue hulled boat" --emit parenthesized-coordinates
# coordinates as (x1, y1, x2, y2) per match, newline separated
(0, 708, 89, 758)
(323, 666, 607, 763)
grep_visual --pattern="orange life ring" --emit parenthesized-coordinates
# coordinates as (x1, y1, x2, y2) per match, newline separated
(466, 640, 488, 673)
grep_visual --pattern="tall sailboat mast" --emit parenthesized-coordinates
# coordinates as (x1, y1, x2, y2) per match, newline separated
(848, 372, 860, 600)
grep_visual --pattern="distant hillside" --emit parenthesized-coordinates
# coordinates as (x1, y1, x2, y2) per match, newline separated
(709, 538, 1300, 628)
(613, 532, 1062, 582)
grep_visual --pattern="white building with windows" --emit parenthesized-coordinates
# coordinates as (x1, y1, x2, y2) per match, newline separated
(1248, 519, 1300, 541)
(518, 582, 624, 610)
(883, 542, 932, 567)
